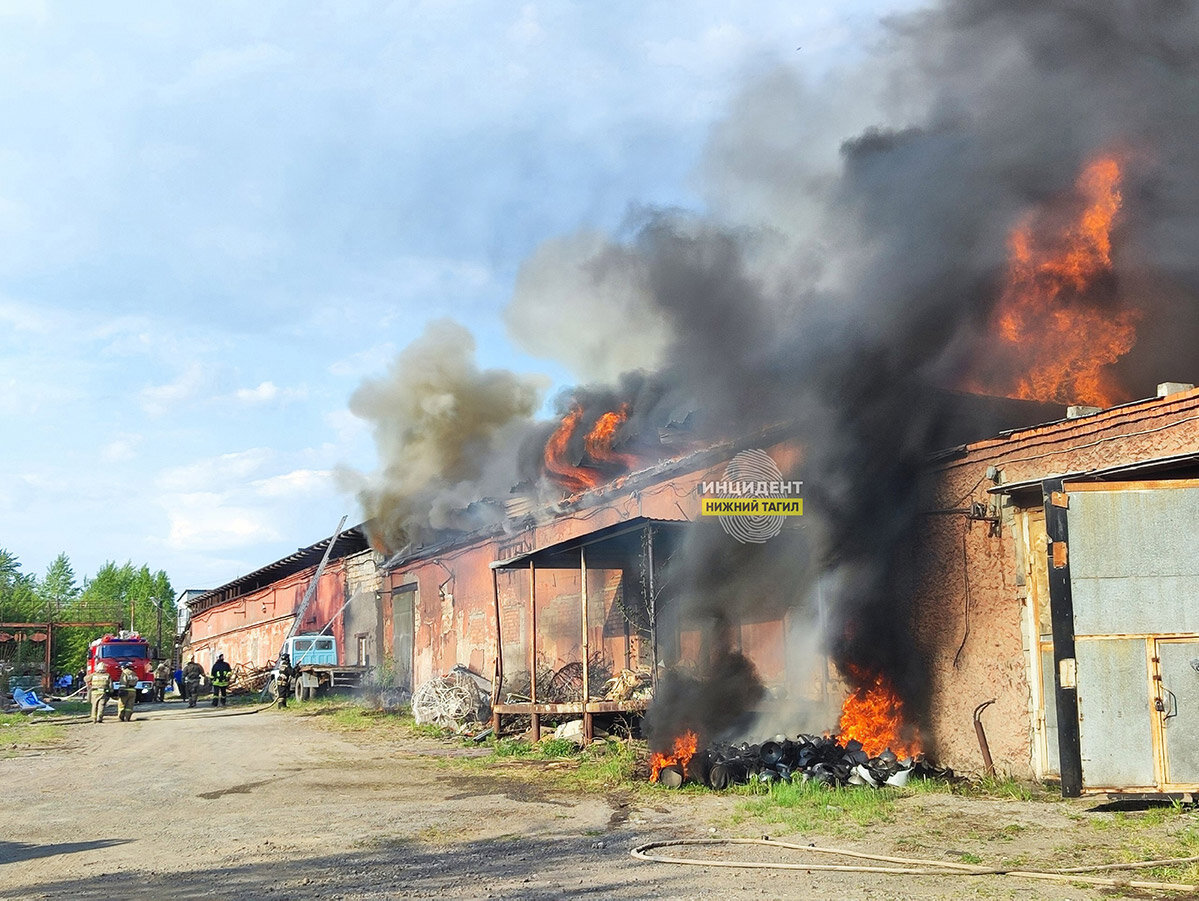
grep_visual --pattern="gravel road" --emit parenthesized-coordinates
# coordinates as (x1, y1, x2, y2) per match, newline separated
(1, 699, 1193, 900)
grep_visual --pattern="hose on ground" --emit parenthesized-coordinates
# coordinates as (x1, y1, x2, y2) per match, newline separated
(631, 837, 1199, 892)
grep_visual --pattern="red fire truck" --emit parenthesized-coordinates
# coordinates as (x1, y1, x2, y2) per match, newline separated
(86, 631, 157, 701)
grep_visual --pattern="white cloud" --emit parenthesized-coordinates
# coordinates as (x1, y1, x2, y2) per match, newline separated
(157, 448, 275, 492)
(0, 297, 62, 333)
(235, 381, 278, 403)
(140, 363, 212, 415)
(164, 492, 282, 552)
(102, 434, 143, 463)
(159, 42, 293, 99)
(509, 5, 544, 45)
(327, 343, 397, 379)
(253, 468, 332, 499)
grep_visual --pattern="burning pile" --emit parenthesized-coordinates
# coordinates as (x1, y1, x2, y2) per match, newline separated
(694, 734, 948, 791)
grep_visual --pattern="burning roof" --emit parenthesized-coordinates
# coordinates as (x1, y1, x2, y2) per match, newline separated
(352, 0, 1199, 762)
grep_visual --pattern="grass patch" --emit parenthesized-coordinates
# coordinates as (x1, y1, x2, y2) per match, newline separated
(0, 712, 68, 754)
(732, 780, 903, 837)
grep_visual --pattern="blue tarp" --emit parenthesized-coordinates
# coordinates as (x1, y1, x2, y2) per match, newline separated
(13, 688, 55, 712)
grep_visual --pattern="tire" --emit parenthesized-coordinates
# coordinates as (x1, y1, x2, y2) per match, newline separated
(294, 679, 305, 703)
(302, 686, 314, 701)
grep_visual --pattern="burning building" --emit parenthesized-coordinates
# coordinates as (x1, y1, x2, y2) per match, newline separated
(333, 0, 1199, 797)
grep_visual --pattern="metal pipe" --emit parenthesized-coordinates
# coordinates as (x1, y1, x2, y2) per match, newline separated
(974, 699, 996, 778)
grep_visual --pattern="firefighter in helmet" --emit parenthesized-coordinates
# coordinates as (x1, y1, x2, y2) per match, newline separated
(86, 662, 113, 723)
(153, 660, 171, 702)
(210, 653, 232, 707)
(116, 661, 139, 721)
(182, 657, 205, 708)
(274, 653, 293, 708)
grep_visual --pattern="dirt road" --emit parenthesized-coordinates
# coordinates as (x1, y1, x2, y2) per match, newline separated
(1, 700, 1195, 900)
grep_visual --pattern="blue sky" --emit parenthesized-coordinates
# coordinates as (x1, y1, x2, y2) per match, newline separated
(0, 1, 916, 593)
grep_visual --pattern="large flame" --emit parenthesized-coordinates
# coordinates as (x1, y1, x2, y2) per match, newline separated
(969, 155, 1139, 406)
(584, 403, 639, 469)
(544, 403, 641, 492)
(650, 730, 699, 782)
(838, 672, 922, 760)
(543, 405, 603, 492)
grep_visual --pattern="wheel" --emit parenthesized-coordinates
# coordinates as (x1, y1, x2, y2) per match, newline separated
(294, 678, 305, 702)
(302, 686, 314, 701)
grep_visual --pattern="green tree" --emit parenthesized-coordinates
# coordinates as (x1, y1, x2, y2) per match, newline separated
(55, 561, 177, 674)
(0, 548, 39, 622)
(40, 553, 80, 619)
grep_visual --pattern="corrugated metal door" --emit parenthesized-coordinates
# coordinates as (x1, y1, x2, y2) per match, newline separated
(1065, 480, 1199, 794)
(1157, 638, 1199, 786)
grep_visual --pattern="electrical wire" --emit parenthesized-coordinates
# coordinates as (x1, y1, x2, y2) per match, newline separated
(631, 837, 1199, 892)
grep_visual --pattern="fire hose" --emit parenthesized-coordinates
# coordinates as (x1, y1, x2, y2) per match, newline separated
(630, 837, 1199, 892)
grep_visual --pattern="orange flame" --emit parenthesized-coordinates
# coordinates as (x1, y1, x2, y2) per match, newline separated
(544, 404, 641, 492)
(838, 673, 922, 760)
(650, 730, 699, 782)
(544, 405, 603, 492)
(584, 403, 639, 469)
(969, 155, 1139, 406)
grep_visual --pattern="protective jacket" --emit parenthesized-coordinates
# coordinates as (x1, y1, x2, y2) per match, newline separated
(211, 659, 232, 687)
(88, 669, 113, 695)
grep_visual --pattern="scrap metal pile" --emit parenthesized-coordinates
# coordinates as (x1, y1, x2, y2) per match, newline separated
(692, 735, 952, 790)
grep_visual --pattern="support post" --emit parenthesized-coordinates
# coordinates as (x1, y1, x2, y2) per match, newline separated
(43, 622, 53, 693)
(529, 560, 539, 741)
(491, 567, 503, 737)
(647, 525, 658, 695)
(581, 546, 591, 744)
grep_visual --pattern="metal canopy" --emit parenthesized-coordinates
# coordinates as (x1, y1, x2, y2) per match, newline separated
(489, 516, 687, 570)
(986, 450, 1199, 499)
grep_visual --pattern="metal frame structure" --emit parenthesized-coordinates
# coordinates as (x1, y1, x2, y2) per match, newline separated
(488, 517, 682, 742)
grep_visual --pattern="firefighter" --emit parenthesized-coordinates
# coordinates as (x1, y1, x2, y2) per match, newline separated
(154, 661, 171, 702)
(116, 662, 139, 721)
(182, 657, 205, 708)
(87, 663, 113, 723)
(210, 653, 232, 707)
(274, 653, 293, 709)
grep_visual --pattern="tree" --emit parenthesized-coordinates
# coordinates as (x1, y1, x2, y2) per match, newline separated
(0, 548, 39, 622)
(56, 561, 177, 674)
(40, 553, 80, 618)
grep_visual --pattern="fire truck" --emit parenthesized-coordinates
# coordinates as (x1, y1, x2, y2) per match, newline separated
(86, 631, 158, 702)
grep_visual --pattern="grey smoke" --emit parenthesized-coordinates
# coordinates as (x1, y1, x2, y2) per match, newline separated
(348, 319, 545, 551)
(356, 0, 1199, 746)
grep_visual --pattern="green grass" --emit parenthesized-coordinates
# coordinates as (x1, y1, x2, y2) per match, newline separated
(0, 712, 68, 755)
(729, 779, 904, 837)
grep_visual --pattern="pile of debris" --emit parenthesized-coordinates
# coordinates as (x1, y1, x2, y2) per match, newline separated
(412, 668, 491, 729)
(690, 735, 952, 790)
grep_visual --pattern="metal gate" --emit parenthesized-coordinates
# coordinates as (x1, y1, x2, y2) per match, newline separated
(1046, 479, 1199, 796)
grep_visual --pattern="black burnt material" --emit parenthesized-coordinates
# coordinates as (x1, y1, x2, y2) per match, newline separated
(695, 735, 953, 790)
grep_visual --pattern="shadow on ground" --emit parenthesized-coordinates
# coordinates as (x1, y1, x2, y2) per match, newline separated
(0, 839, 131, 866)
(2, 831, 697, 901)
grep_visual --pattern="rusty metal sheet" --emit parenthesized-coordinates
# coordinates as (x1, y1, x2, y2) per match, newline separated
(1067, 484, 1199, 635)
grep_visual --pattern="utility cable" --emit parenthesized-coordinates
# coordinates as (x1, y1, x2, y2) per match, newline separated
(631, 837, 1199, 892)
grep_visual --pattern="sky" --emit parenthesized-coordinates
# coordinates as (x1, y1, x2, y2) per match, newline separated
(0, 0, 918, 595)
